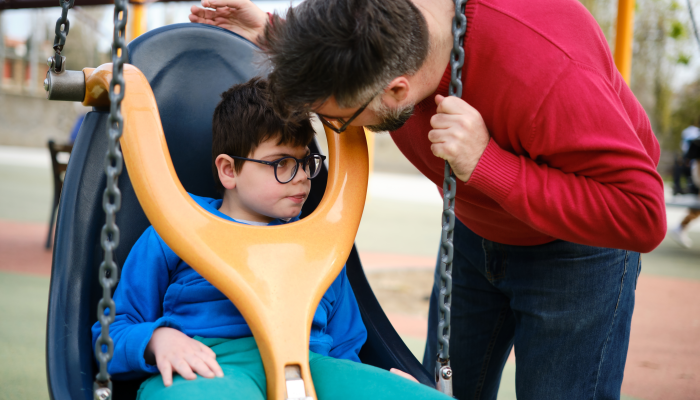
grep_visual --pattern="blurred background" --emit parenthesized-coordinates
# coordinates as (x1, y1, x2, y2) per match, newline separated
(0, 1, 699, 399)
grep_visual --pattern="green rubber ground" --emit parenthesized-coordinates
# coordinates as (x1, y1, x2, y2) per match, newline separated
(0, 272, 638, 400)
(0, 272, 50, 400)
(0, 158, 687, 400)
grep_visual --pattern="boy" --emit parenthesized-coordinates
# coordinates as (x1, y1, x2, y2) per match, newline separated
(92, 78, 450, 400)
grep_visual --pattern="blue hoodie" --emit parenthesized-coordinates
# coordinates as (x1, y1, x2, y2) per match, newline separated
(91, 194, 367, 380)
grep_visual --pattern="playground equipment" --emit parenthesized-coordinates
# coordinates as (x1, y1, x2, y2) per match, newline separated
(45, 140, 72, 249)
(43, 20, 445, 400)
(35, 0, 647, 398)
(614, 0, 635, 83)
(40, 0, 464, 397)
(86, 59, 371, 399)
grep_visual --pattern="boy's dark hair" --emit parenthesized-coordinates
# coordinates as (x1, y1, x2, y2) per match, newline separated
(262, 0, 429, 117)
(211, 77, 315, 192)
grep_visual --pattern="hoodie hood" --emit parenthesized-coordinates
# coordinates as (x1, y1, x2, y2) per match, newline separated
(188, 193, 300, 226)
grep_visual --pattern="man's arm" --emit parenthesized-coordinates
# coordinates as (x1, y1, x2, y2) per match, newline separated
(430, 64, 666, 253)
(189, 0, 268, 46)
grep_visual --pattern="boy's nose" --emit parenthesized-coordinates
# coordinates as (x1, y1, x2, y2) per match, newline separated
(293, 166, 310, 182)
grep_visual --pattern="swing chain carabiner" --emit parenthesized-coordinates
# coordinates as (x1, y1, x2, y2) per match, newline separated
(435, 0, 467, 396)
(50, 0, 76, 73)
(94, 0, 128, 398)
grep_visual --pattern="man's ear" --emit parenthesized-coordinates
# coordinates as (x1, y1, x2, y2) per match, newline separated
(383, 76, 410, 106)
(215, 154, 237, 190)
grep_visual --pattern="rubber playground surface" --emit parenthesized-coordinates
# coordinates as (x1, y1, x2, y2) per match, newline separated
(1, 146, 699, 400)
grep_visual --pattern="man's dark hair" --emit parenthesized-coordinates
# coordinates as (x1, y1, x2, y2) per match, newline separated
(262, 0, 429, 116)
(211, 77, 315, 192)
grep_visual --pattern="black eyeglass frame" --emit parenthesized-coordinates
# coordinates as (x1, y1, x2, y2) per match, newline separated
(229, 153, 327, 184)
(315, 90, 382, 134)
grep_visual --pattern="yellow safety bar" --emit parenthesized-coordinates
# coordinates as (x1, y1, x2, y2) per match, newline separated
(81, 64, 369, 400)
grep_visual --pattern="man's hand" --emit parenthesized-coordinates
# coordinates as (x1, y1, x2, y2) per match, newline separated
(145, 327, 224, 387)
(429, 94, 490, 182)
(189, 0, 268, 46)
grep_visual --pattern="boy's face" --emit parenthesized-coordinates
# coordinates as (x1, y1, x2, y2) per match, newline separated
(219, 137, 312, 223)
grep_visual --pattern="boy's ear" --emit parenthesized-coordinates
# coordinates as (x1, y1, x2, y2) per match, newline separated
(215, 154, 237, 190)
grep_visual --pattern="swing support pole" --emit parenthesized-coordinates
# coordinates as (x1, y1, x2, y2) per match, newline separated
(130, 0, 147, 40)
(614, 0, 635, 84)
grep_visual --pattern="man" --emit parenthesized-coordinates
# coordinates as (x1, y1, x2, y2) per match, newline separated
(190, 1, 667, 399)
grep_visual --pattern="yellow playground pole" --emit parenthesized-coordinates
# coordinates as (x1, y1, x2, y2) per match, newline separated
(130, 1, 148, 40)
(364, 128, 375, 176)
(614, 0, 635, 84)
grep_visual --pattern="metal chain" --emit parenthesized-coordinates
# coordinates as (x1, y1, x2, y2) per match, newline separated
(50, 0, 76, 73)
(94, 0, 128, 399)
(436, 0, 467, 395)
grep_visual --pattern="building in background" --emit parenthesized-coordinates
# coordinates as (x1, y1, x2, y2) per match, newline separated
(2, 36, 51, 95)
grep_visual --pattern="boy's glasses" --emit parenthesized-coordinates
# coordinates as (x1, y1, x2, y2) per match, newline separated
(230, 153, 327, 184)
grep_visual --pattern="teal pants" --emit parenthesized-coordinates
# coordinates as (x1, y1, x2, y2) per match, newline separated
(137, 337, 451, 400)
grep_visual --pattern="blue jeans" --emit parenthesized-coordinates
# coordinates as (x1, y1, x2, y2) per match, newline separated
(423, 219, 641, 400)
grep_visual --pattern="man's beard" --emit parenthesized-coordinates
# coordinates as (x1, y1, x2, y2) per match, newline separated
(365, 101, 415, 133)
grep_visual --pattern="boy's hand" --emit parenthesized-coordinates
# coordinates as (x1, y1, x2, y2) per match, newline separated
(390, 368, 419, 383)
(145, 327, 224, 387)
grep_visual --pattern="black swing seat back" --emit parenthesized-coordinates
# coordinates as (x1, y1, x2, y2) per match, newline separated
(46, 23, 433, 400)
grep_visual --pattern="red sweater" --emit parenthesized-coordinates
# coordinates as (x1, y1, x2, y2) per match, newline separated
(391, 0, 666, 253)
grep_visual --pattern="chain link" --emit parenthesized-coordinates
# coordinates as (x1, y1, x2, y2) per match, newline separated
(436, 0, 467, 392)
(437, 161, 456, 363)
(449, 0, 467, 99)
(94, 0, 128, 398)
(51, 0, 76, 72)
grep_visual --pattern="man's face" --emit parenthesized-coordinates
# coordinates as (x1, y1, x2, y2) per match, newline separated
(365, 98, 415, 132)
(313, 95, 415, 133)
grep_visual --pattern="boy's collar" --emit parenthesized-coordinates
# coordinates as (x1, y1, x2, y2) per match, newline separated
(188, 193, 300, 226)
(232, 216, 297, 226)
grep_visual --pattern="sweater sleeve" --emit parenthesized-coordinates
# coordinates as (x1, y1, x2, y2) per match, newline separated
(467, 63, 666, 253)
(91, 227, 181, 380)
(325, 266, 367, 362)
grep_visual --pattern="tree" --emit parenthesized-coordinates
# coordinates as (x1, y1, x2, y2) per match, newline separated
(578, 0, 694, 149)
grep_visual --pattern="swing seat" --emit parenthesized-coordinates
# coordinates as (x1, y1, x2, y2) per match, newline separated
(46, 23, 432, 400)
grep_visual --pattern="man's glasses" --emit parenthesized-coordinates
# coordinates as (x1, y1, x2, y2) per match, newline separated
(316, 91, 381, 134)
(230, 153, 327, 184)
